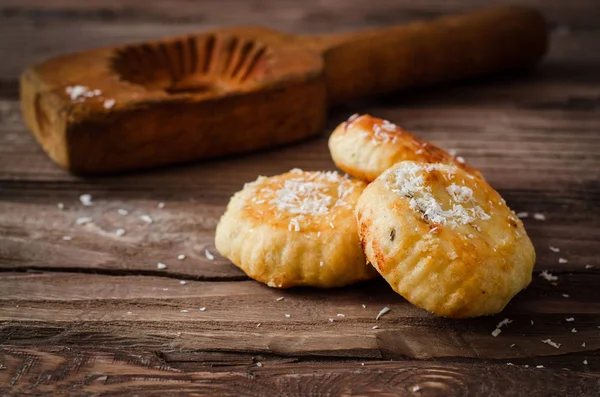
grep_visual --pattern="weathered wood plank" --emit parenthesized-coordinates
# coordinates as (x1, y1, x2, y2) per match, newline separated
(1, 346, 598, 397)
(0, 273, 598, 368)
(2, 0, 599, 28)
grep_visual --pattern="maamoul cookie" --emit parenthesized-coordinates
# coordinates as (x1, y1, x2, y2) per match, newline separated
(329, 114, 483, 182)
(356, 161, 535, 318)
(215, 169, 378, 288)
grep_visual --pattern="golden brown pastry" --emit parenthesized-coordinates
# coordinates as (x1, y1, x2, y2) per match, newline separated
(215, 169, 378, 288)
(356, 161, 535, 318)
(328, 114, 483, 182)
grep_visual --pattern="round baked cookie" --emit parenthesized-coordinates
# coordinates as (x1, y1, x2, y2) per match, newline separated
(215, 169, 378, 288)
(329, 114, 483, 182)
(356, 161, 535, 318)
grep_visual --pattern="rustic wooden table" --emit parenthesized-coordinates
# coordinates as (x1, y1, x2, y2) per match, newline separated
(1, 1, 599, 396)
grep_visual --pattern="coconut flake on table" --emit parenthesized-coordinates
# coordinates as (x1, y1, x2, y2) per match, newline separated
(496, 318, 512, 329)
(199, 307, 206, 311)
(491, 328, 502, 337)
(115, 228, 126, 237)
(276, 297, 284, 301)
(558, 258, 568, 264)
(541, 339, 561, 349)
(566, 317, 575, 322)
(376, 307, 390, 320)
(585, 264, 594, 269)
(205, 249, 215, 261)
(179, 280, 187, 285)
(62, 236, 72, 241)
(533, 213, 546, 221)
(157, 263, 167, 269)
(76, 217, 93, 225)
(57, 203, 65, 210)
(103, 99, 116, 109)
(140, 215, 153, 224)
(117, 209, 129, 215)
(549, 246, 560, 253)
(284, 314, 291, 318)
(157, 202, 165, 209)
(79, 194, 93, 206)
(539, 270, 558, 282)
(516, 212, 529, 219)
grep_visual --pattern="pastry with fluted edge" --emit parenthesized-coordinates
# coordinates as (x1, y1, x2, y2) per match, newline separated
(328, 114, 483, 182)
(356, 161, 535, 318)
(215, 169, 378, 288)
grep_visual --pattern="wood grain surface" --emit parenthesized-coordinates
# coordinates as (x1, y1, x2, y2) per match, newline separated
(1, 0, 599, 396)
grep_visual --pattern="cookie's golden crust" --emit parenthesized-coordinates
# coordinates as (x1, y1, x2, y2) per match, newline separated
(215, 169, 378, 288)
(329, 114, 483, 182)
(356, 161, 535, 318)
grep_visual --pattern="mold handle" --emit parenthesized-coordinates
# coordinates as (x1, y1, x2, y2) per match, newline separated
(301, 6, 548, 106)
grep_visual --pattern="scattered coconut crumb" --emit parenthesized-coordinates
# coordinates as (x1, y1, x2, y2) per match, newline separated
(539, 270, 558, 282)
(362, 304, 367, 309)
(329, 222, 335, 229)
(411, 385, 421, 392)
(491, 328, 502, 337)
(127, 312, 133, 315)
(140, 215, 153, 224)
(376, 307, 390, 320)
(319, 261, 324, 267)
(157, 263, 167, 269)
(62, 236, 72, 241)
(76, 217, 93, 225)
(562, 294, 570, 298)
(531, 320, 535, 326)
(455, 156, 466, 164)
(566, 317, 575, 322)
(79, 194, 93, 206)
(256, 323, 261, 328)
(337, 313, 345, 317)
(516, 212, 529, 219)
(276, 297, 284, 301)
(585, 264, 594, 269)
(536, 365, 544, 369)
(117, 209, 129, 215)
(177, 254, 186, 260)
(180, 309, 189, 313)
(256, 362, 263, 367)
(199, 307, 206, 311)
(497, 318, 512, 329)
(571, 328, 577, 333)
(533, 213, 546, 221)
(57, 203, 64, 210)
(372, 326, 379, 329)
(329, 318, 334, 322)
(179, 280, 187, 285)
(558, 258, 568, 264)
(361, 363, 365, 366)
(115, 228, 126, 237)
(158, 202, 165, 209)
(510, 344, 515, 348)
(205, 249, 215, 261)
(506, 363, 514, 366)
(284, 314, 291, 318)
(103, 99, 116, 109)
(583, 360, 588, 365)
(542, 339, 561, 349)
(549, 246, 560, 253)
(582, 342, 586, 347)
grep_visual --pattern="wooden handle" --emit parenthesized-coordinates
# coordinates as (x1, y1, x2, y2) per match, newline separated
(302, 6, 548, 105)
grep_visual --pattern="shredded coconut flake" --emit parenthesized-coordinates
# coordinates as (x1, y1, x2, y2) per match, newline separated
(157, 202, 165, 209)
(571, 328, 577, 333)
(566, 317, 575, 322)
(491, 328, 501, 337)
(117, 209, 129, 215)
(585, 264, 594, 269)
(180, 309, 189, 313)
(583, 360, 588, 365)
(103, 99, 115, 109)
(337, 313, 345, 317)
(558, 258, 568, 264)
(177, 254, 186, 260)
(140, 215, 153, 224)
(496, 318, 512, 329)
(539, 270, 558, 282)
(157, 263, 167, 269)
(179, 280, 187, 285)
(62, 236, 72, 241)
(549, 246, 560, 253)
(372, 326, 379, 329)
(256, 323, 261, 328)
(276, 297, 284, 301)
(199, 307, 206, 311)
(256, 362, 263, 367)
(387, 162, 489, 228)
(562, 294, 570, 298)
(516, 212, 529, 218)
(455, 156, 466, 164)
(284, 314, 291, 318)
(533, 213, 546, 221)
(328, 318, 334, 322)
(542, 339, 561, 349)
(115, 228, 126, 237)
(376, 307, 390, 320)
(76, 217, 93, 225)
(57, 203, 64, 210)
(205, 249, 215, 261)
(79, 194, 93, 206)
(362, 304, 367, 309)
(319, 261, 324, 267)
(536, 365, 544, 369)
(582, 342, 586, 347)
